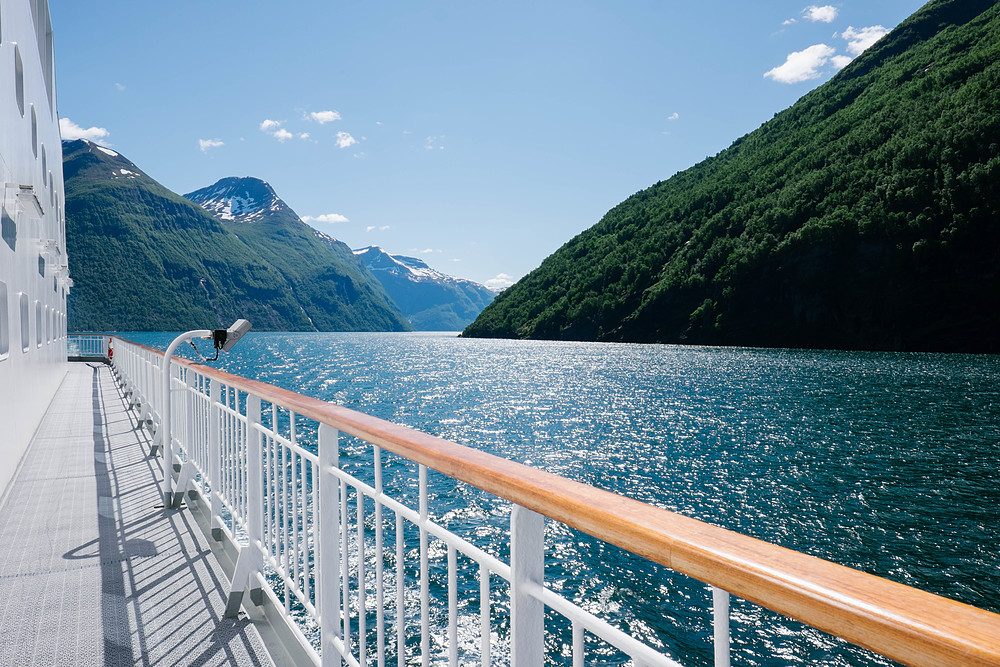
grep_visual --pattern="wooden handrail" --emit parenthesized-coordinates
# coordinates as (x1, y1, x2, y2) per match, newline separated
(121, 338, 1000, 667)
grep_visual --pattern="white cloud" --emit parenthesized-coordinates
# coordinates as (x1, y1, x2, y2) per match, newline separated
(764, 43, 836, 84)
(831, 55, 854, 69)
(114, 82, 126, 92)
(840, 25, 889, 56)
(273, 128, 293, 142)
(802, 5, 837, 23)
(299, 132, 310, 140)
(353, 152, 367, 159)
(309, 110, 342, 124)
(59, 117, 110, 143)
(335, 131, 357, 149)
(366, 225, 390, 232)
(260, 119, 282, 132)
(375, 121, 383, 126)
(199, 138, 224, 152)
(302, 213, 349, 224)
(484, 273, 516, 290)
(413, 248, 440, 254)
(366, 226, 375, 232)
(782, 18, 797, 26)
(667, 112, 679, 121)
(425, 135, 445, 150)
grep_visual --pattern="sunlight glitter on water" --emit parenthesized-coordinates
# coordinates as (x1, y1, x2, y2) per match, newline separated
(124, 331, 1000, 666)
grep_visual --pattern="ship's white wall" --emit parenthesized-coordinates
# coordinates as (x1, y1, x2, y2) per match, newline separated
(0, 0, 68, 494)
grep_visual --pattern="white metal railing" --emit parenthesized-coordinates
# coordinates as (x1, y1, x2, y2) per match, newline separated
(106, 336, 1000, 667)
(67, 333, 109, 359)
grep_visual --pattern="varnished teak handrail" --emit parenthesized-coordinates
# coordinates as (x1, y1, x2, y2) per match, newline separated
(127, 338, 1000, 667)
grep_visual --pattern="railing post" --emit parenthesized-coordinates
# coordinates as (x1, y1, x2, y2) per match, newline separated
(224, 393, 264, 617)
(247, 394, 264, 569)
(511, 505, 545, 667)
(319, 423, 343, 666)
(712, 586, 731, 667)
(209, 378, 222, 540)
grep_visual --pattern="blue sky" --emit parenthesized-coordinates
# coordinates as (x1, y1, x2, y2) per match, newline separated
(51, 1, 926, 289)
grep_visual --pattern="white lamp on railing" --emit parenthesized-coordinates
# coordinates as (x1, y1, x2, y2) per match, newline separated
(161, 319, 251, 508)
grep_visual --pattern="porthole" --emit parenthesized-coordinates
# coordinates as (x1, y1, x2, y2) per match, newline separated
(0, 282, 9, 360)
(1, 206, 15, 251)
(31, 105, 37, 158)
(14, 44, 24, 117)
(19, 293, 28, 352)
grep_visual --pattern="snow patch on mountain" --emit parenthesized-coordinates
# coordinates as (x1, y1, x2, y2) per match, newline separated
(354, 246, 498, 330)
(184, 177, 292, 223)
(354, 246, 452, 283)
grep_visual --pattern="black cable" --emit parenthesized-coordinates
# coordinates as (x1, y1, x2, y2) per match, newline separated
(187, 339, 220, 363)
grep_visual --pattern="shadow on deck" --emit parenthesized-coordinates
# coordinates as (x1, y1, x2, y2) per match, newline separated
(0, 362, 275, 666)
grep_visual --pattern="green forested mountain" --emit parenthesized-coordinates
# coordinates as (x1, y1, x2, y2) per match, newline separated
(64, 141, 409, 332)
(184, 177, 410, 332)
(464, 0, 1000, 353)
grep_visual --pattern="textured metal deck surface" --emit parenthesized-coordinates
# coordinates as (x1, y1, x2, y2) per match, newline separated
(0, 363, 274, 666)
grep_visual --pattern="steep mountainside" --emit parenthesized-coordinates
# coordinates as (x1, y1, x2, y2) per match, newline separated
(185, 177, 408, 332)
(64, 141, 408, 332)
(355, 246, 496, 330)
(463, 0, 1000, 353)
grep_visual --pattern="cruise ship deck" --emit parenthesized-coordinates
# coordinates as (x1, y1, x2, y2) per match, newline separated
(0, 362, 274, 666)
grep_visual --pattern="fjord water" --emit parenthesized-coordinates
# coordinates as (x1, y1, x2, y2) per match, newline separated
(129, 331, 1000, 665)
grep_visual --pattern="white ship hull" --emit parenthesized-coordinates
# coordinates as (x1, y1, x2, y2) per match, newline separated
(0, 0, 68, 493)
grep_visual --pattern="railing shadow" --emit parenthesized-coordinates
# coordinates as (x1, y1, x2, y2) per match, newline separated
(81, 363, 270, 666)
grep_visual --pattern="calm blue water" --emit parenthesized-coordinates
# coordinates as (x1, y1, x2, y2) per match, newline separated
(125, 331, 1000, 666)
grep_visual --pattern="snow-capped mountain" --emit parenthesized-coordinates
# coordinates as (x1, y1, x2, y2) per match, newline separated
(184, 176, 295, 223)
(355, 246, 496, 331)
(61, 140, 149, 183)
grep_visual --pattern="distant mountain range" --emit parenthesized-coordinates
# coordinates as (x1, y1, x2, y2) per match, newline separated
(354, 246, 496, 330)
(64, 142, 495, 333)
(464, 0, 1000, 353)
(64, 141, 409, 332)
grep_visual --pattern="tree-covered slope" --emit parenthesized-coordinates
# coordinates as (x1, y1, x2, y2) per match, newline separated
(463, 0, 1000, 353)
(64, 141, 408, 332)
(185, 178, 409, 332)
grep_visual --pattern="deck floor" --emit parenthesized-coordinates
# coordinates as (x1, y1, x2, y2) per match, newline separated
(0, 362, 274, 666)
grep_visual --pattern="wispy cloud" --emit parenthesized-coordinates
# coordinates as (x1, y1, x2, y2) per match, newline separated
(667, 112, 679, 121)
(114, 82, 126, 92)
(199, 138, 224, 152)
(59, 117, 110, 143)
(260, 118, 313, 142)
(425, 135, 445, 150)
(484, 273, 515, 290)
(802, 5, 837, 23)
(366, 225, 391, 232)
(335, 131, 357, 149)
(782, 18, 797, 26)
(412, 248, 440, 254)
(309, 110, 342, 124)
(302, 213, 349, 223)
(839, 25, 889, 56)
(764, 43, 836, 84)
